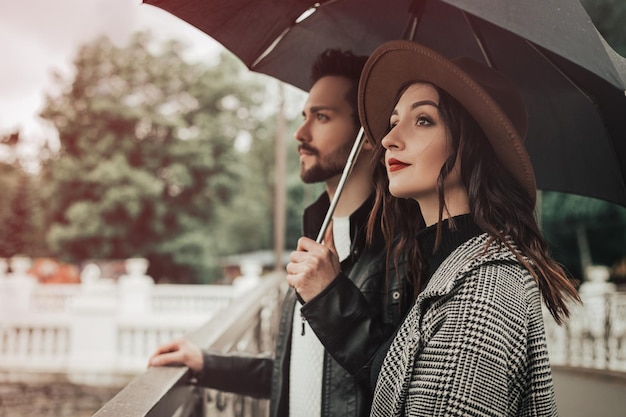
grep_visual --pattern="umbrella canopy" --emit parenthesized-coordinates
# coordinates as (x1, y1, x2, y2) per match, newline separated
(144, 0, 626, 207)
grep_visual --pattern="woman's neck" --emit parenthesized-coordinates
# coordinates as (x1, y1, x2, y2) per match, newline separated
(417, 185, 471, 227)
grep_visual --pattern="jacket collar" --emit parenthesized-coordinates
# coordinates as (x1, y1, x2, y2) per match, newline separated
(302, 193, 381, 263)
(419, 233, 522, 302)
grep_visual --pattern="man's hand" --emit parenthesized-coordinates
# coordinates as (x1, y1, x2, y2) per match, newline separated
(148, 338, 203, 373)
(286, 223, 341, 303)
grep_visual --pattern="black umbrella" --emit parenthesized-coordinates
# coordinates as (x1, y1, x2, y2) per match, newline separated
(144, 0, 626, 208)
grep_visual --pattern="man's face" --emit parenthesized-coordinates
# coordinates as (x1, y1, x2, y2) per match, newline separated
(294, 76, 360, 184)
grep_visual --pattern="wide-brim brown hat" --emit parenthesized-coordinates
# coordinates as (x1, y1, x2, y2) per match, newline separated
(358, 40, 536, 204)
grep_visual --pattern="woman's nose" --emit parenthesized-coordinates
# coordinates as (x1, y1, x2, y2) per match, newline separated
(381, 129, 399, 150)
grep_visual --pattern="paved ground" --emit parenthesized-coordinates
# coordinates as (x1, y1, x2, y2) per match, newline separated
(0, 381, 122, 417)
(553, 366, 626, 417)
(1, 367, 625, 417)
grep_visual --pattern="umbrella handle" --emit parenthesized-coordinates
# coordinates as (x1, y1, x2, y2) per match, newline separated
(316, 127, 366, 243)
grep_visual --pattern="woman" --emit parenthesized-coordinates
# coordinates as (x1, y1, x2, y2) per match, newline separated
(359, 41, 580, 416)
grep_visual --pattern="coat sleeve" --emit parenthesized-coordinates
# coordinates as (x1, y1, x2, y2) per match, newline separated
(406, 263, 533, 416)
(300, 270, 399, 383)
(194, 351, 273, 399)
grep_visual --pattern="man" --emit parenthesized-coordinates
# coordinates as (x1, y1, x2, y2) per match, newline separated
(149, 49, 409, 417)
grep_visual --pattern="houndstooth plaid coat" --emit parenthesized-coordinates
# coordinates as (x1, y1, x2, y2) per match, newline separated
(370, 234, 557, 417)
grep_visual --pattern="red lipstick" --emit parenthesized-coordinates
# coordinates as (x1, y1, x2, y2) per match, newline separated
(388, 158, 409, 172)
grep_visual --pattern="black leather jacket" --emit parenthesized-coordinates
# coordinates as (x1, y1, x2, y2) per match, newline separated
(196, 193, 409, 416)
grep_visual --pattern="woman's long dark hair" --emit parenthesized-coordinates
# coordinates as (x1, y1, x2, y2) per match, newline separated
(367, 83, 580, 325)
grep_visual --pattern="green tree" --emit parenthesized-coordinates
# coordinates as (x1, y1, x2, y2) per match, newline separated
(210, 80, 318, 257)
(212, 108, 276, 255)
(541, 191, 626, 281)
(279, 86, 325, 249)
(0, 159, 24, 257)
(39, 32, 270, 283)
(283, 116, 325, 249)
(0, 133, 45, 258)
(581, 0, 626, 55)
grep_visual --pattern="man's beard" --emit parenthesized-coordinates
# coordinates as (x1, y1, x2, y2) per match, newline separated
(299, 142, 353, 184)
(300, 162, 344, 184)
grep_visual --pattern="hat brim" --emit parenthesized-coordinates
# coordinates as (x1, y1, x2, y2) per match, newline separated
(358, 40, 536, 204)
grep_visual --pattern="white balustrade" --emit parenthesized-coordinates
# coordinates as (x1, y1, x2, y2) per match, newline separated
(0, 317, 71, 372)
(0, 256, 251, 385)
(0, 258, 7, 276)
(544, 265, 626, 372)
(118, 258, 154, 316)
(4, 255, 624, 384)
(152, 284, 235, 315)
(1, 256, 38, 315)
(32, 284, 81, 314)
(116, 317, 205, 373)
(68, 264, 118, 384)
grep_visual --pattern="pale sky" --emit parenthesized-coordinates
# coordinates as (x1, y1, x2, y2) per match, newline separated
(0, 0, 226, 154)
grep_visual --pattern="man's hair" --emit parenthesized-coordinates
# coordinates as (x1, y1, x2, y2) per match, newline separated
(310, 49, 368, 126)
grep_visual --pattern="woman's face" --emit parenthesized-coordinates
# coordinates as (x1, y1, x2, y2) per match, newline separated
(382, 82, 458, 202)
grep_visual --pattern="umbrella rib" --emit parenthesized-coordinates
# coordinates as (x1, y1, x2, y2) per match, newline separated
(404, 15, 418, 40)
(525, 42, 595, 102)
(251, 26, 291, 68)
(463, 11, 593, 102)
(251, 0, 339, 69)
(404, 0, 426, 40)
(462, 12, 493, 68)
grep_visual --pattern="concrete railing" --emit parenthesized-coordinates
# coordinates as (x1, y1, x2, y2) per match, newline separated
(544, 294, 626, 372)
(0, 257, 240, 317)
(0, 257, 257, 385)
(23, 282, 235, 316)
(543, 267, 626, 372)
(91, 271, 285, 417)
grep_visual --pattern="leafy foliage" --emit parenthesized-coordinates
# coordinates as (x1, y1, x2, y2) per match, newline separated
(0, 138, 45, 258)
(541, 192, 626, 280)
(39, 33, 274, 283)
(211, 84, 322, 256)
(581, 0, 626, 55)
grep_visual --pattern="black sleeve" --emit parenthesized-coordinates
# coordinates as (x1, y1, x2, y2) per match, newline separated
(195, 351, 273, 399)
(300, 272, 395, 382)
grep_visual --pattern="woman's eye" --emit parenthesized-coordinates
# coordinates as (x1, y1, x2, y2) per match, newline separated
(316, 113, 329, 121)
(416, 116, 433, 126)
(389, 120, 398, 129)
